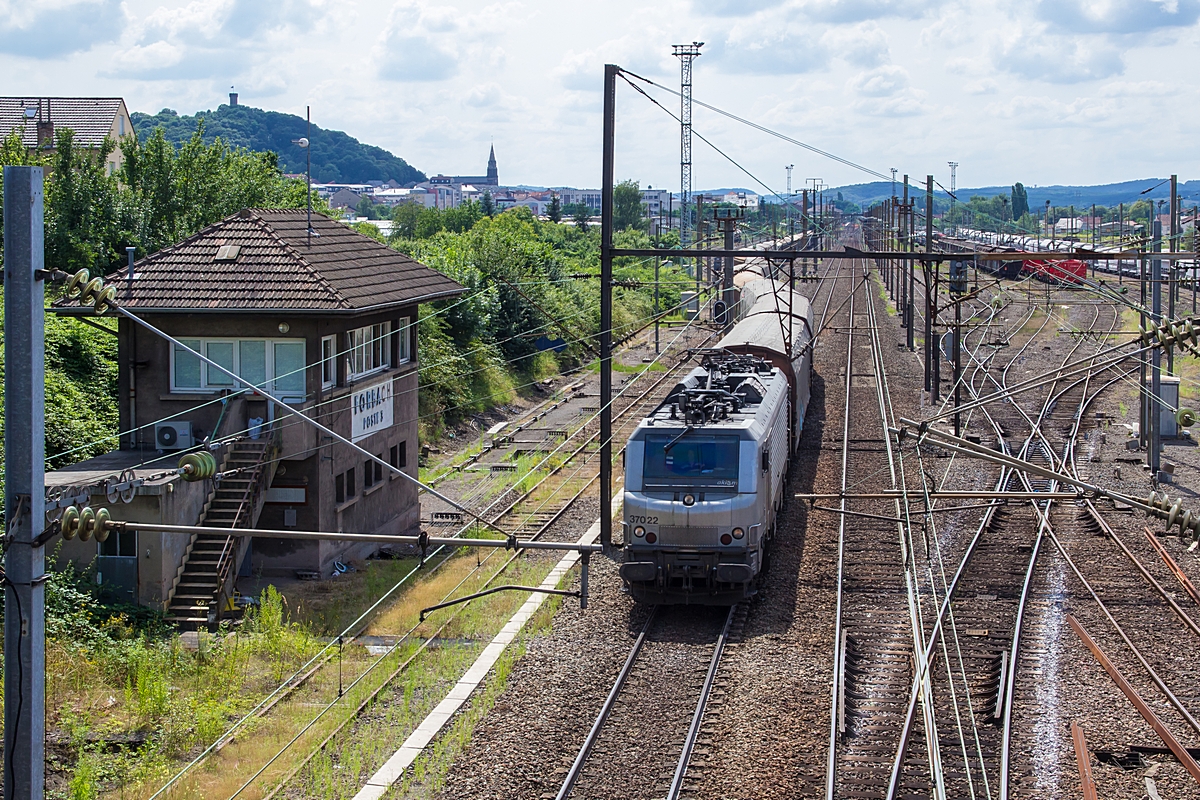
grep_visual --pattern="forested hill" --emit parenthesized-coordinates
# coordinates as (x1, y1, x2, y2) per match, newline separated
(132, 104, 425, 185)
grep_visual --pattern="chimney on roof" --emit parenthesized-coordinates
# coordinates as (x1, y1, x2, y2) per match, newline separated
(229, 92, 238, 107)
(36, 98, 53, 149)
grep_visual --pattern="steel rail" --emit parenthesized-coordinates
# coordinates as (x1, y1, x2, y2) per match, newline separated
(860, 252, 950, 798)
(667, 604, 737, 800)
(1067, 615, 1200, 783)
(1042, 522, 1200, 736)
(885, 294, 1112, 799)
(884, 270, 1013, 800)
(997, 303, 1119, 799)
(554, 610, 658, 800)
(824, 257, 857, 800)
(997, 304, 1117, 800)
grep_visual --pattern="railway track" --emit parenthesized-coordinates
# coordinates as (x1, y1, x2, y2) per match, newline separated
(554, 603, 742, 800)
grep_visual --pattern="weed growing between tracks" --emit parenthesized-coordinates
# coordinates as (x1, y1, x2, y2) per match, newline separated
(282, 559, 565, 800)
(394, 594, 563, 799)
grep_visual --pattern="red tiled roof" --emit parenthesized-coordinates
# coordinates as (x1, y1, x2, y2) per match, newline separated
(68, 209, 463, 314)
(0, 97, 125, 149)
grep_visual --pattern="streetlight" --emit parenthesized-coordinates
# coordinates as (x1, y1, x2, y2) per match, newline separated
(291, 106, 313, 247)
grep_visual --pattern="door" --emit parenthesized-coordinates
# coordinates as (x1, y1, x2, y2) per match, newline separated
(97, 530, 138, 604)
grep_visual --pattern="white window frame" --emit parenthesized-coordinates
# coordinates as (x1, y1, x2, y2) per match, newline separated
(170, 336, 308, 396)
(347, 322, 391, 380)
(397, 317, 411, 365)
(321, 335, 337, 388)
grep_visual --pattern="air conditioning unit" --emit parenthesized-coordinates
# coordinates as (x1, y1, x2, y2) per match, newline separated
(155, 421, 193, 451)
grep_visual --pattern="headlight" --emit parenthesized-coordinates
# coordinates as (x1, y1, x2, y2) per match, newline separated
(634, 525, 645, 538)
(682, 493, 695, 506)
(720, 533, 733, 545)
(732, 527, 744, 539)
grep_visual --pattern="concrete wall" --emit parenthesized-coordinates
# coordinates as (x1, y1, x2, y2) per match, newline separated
(53, 473, 210, 610)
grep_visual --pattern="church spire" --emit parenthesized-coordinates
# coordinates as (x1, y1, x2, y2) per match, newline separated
(486, 144, 498, 185)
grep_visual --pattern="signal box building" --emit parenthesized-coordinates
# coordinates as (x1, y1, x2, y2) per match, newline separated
(51, 209, 463, 625)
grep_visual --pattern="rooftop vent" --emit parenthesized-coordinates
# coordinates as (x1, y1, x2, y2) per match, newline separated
(214, 244, 242, 262)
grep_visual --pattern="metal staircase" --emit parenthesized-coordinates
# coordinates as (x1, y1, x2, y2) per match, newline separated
(166, 433, 278, 629)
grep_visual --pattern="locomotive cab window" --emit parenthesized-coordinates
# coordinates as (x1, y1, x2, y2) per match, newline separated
(642, 434, 740, 489)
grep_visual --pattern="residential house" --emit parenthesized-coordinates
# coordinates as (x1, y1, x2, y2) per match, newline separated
(328, 187, 364, 209)
(0, 96, 134, 173)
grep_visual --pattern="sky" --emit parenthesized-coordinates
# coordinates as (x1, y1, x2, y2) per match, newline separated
(1, 0, 1197, 195)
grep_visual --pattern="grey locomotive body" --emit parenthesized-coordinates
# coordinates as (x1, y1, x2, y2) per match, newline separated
(620, 280, 813, 604)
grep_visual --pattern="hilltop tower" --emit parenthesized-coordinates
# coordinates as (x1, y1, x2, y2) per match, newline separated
(486, 145, 498, 185)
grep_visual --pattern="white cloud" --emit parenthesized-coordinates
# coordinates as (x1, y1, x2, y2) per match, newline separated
(986, 94, 1120, 127)
(997, 29, 1125, 83)
(820, 22, 891, 67)
(690, 0, 788, 16)
(1099, 79, 1171, 96)
(849, 64, 910, 96)
(0, 0, 124, 58)
(377, 35, 460, 81)
(798, 0, 947, 23)
(965, 78, 999, 94)
(1, 0, 1197, 190)
(1034, 0, 1200, 33)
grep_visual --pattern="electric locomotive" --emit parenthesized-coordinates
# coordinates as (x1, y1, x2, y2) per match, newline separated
(620, 280, 813, 604)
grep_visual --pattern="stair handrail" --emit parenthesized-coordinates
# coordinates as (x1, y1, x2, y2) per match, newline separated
(212, 420, 282, 620)
(164, 439, 230, 610)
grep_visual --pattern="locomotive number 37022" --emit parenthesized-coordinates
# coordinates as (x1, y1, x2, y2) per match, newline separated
(628, 516, 658, 524)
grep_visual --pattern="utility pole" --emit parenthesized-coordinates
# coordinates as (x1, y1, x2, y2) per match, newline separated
(1170, 175, 1178, 373)
(926, 175, 937, 400)
(904, 175, 914, 351)
(715, 207, 742, 331)
(4, 165, 47, 800)
(599, 64, 617, 554)
(1151, 215, 1163, 477)
(947, 162, 958, 238)
(785, 164, 794, 243)
(654, 259, 661, 354)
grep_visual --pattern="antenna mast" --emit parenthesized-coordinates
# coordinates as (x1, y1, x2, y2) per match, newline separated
(673, 42, 703, 248)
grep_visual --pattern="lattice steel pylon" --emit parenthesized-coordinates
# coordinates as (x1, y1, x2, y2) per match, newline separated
(673, 42, 703, 247)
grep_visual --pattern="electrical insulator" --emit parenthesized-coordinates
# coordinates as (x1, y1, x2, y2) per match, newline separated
(1140, 317, 1200, 358)
(179, 450, 217, 481)
(1141, 491, 1200, 538)
(65, 269, 90, 299)
(78, 506, 96, 542)
(61, 506, 80, 540)
(1177, 407, 1197, 428)
(93, 508, 111, 543)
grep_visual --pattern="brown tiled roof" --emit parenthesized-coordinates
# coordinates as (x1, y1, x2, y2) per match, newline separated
(64, 209, 463, 314)
(0, 97, 125, 149)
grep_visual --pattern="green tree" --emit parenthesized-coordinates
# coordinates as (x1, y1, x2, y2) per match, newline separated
(1011, 183, 1029, 220)
(547, 193, 562, 223)
(44, 130, 124, 276)
(613, 179, 643, 230)
(391, 202, 422, 238)
(480, 190, 495, 217)
(355, 196, 379, 220)
(573, 205, 590, 231)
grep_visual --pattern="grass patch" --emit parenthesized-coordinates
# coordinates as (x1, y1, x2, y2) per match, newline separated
(586, 358, 667, 374)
